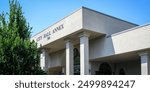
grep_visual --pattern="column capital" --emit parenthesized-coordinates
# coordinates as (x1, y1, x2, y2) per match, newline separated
(139, 51, 150, 75)
(139, 51, 150, 56)
(78, 32, 90, 38)
(64, 38, 73, 43)
(40, 48, 51, 53)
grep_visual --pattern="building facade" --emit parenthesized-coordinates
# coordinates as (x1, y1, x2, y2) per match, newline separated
(31, 7, 150, 75)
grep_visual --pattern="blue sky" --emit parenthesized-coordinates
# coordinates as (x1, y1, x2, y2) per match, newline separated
(0, 0, 150, 36)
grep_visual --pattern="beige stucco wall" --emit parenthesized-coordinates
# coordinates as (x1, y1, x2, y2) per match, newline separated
(112, 24, 150, 54)
(89, 24, 150, 60)
(82, 7, 137, 35)
(31, 8, 83, 48)
(48, 50, 65, 68)
(89, 36, 115, 59)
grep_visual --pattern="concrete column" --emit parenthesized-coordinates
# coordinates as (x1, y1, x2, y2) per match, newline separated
(40, 49, 50, 72)
(139, 52, 150, 75)
(79, 32, 90, 75)
(65, 39, 74, 75)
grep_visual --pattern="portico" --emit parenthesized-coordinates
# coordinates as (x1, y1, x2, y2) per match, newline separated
(65, 32, 90, 75)
(39, 30, 97, 75)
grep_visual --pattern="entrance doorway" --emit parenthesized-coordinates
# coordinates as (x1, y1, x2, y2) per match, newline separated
(96, 63, 112, 75)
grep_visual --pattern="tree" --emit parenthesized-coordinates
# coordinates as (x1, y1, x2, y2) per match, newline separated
(0, 0, 46, 74)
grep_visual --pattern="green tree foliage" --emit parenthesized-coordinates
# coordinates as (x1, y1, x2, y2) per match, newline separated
(0, 0, 46, 74)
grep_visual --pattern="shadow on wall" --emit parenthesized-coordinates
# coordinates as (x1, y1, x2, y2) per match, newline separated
(89, 35, 115, 59)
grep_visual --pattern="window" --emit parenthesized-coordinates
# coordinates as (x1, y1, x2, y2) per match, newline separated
(119, 68, 126, 75)
(74, 48, 80, 75)
(96, 63, 112, 75)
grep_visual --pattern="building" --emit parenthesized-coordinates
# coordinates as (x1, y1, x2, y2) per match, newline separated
(31, 7, 150, 75)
